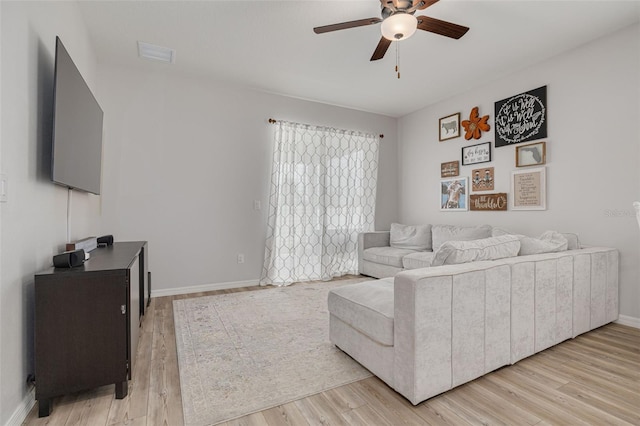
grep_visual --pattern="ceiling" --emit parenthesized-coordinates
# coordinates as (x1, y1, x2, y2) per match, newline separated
(77, 0, 640, 117)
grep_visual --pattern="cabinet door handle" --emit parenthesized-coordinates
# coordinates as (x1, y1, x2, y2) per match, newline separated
(121, 305, 126, 315)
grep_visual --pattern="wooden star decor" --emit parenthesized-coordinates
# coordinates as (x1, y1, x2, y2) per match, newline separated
(461, 106, 490, 140)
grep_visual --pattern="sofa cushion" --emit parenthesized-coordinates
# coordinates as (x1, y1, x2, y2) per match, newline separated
(402, 251, 436, 269)
(492, 228, 569, 255)
(390, 223, 432, 251)
(431, 235, 521, 266)
(327, 278, 395, 346)
(432, 224, 492, 250)
(363, 247, 418, 268)
(561, 233, 580, 250)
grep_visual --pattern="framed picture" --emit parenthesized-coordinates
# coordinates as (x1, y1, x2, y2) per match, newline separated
(439, 113, 460, 141)
(516, 141, 546, 167)
(462, 142, 491, 166)
(511, 167, 546, 210)
(470, 193, 508, 211)
(440, 177, 468, 211)
(495, 85, 547, 147)
(441, 161, 460, 178)
(471, 167, 494, 191)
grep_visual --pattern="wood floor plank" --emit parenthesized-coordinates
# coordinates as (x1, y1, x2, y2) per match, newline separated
(321, 385, 367, 413)
(146, 297, 184, 426)
(557, 381, 640, 425)
(293, 393, 349, 425)
(23, 393, 78, 426)
(348, 377, 426, 426)
(261, 402, 311, 426)
(341, 404, 394, 426)
(482, 373, 593, 425)
(550, 341, 640, 379)
(226, 411, 270, 426)
(494, 366, 636, 425)
(64, 394, 112, 426)
(413, 397, 474, 426)
(518, 354, 640, 407)
(463, 380, 542, 425)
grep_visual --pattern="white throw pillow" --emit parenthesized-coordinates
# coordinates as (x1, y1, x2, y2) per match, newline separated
(431, 224, 492, 250)
(492, 228, 569, 255)
(431, 235, 521, 266)
(390, 223, 432, 251)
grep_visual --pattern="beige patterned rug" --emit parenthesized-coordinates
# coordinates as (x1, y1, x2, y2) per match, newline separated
(173, 277, 373, 426)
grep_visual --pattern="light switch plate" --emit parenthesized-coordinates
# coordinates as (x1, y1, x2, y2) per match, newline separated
(0, 174, 7, 203)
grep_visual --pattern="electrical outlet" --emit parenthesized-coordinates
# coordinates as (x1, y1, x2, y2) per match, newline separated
(237, 254, 245, 264)
(253, 200, 261, 211)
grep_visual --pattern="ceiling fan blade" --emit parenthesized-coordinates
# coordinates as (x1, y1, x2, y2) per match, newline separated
(416, 15, 469, 39)
(371, 37, 392, 61)
(413, 0, 439, 10)
(313, 17, 382, 34)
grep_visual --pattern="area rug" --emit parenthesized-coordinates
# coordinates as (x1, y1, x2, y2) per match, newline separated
(173, 277, 373, 425)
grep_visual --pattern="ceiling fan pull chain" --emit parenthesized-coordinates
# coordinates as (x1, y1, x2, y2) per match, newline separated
(396, 41, 400, 79)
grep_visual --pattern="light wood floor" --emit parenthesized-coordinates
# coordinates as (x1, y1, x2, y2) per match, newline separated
(24, 279, 640, 426)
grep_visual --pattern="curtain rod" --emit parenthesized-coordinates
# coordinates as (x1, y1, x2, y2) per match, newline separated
(268, 118, 384, 139)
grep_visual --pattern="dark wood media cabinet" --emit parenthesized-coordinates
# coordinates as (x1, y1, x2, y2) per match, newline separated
(34, 241, 150, 417)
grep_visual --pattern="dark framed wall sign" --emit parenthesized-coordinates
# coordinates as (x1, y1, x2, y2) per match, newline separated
(470, 193, 508, 211)
(462, 142, 491, 166)
(441, 161, 460, 178)
(495, 86, 547, 147)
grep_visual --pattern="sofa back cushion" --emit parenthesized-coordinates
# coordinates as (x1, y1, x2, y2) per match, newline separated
(390, 223, 432, 251)
(431, 235, 521, 266)
(431, 224, 492, 250)
(492, 228, 570, 255)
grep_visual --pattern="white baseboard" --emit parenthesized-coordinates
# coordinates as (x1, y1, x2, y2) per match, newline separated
(151, 279, 260, 298)
(5, 386, 35, 426)
(616, 314, 640, 329)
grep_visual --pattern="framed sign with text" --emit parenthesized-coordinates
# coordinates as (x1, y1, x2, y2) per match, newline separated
(495, 86, 547, 147)
(441, 161, 460, 178)
(511, 167, 546, 210)
(462, 142, 491, 166)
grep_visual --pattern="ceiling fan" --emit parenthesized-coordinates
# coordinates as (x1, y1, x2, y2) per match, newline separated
(313, 0, 469, 61)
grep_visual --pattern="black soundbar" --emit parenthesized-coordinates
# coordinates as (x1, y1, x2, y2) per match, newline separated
(97, 235, 114, 247)
(53, 249, 86, 268)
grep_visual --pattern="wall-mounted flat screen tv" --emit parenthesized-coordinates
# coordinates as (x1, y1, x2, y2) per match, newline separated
(51, 36, 103, 195)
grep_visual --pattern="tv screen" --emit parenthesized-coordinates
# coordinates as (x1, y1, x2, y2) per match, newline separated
(51, 36, 103, 195)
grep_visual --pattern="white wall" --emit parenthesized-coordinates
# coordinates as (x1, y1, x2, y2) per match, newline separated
(398, 23, 640, 320)
(0, 2, 102, 424)
(97, 66, 398, 294)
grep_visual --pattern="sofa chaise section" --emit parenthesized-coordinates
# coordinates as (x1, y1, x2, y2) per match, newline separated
(329, 246, 619, 405)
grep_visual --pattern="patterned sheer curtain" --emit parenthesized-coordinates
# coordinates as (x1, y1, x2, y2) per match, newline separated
(260, 121, 379, 286)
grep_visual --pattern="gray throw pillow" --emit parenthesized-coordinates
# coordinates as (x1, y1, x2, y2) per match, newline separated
(390, 223, 432, 251)
(492, 228, 569, 255)
(431, 235, 521, 266)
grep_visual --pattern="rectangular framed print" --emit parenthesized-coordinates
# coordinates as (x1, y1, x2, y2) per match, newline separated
(516, 141, 546, 167)
(441, 161, 460, 178)
(511, 167, 546, 210)
(462, 142, 491, 166)
(440, 177, 468, 211)
(439, 113, 460, 141)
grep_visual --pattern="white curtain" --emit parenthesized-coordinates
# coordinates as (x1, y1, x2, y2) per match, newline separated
(260, 121, 379, 286)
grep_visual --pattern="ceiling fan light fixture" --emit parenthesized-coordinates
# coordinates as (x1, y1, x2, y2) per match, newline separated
(380, 13, 417, 41)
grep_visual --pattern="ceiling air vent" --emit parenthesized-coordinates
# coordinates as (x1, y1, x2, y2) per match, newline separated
(137, 41, 176, 64)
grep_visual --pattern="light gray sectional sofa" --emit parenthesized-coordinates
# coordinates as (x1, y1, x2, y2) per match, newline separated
(358, 223, 578, 279)
(330, 224, 618, 405)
